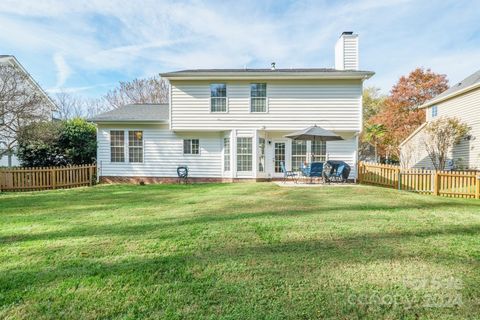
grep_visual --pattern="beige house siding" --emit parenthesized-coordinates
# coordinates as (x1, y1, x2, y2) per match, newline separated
(401, 87, 480, 169)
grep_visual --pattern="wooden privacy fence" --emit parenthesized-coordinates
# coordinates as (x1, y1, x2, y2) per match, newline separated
(0, 164, 96, 192)
(358, 161, 480, 199)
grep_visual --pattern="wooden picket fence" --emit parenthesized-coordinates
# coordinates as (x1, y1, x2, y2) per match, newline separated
(358, 161, 480, 199)
(0, 164, 96, 192)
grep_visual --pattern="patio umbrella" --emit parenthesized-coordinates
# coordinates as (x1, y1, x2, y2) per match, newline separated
(285, 125, 343, 162)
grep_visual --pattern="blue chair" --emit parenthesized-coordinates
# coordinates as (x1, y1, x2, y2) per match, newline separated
(280, 161, 297, 183)
(300, 162, 324, 183)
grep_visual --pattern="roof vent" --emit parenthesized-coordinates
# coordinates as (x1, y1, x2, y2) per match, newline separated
(271, 62, 276, 70)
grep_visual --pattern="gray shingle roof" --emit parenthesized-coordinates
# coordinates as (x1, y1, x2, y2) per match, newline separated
(89, 104, 169, 123)
(162, 68, 373, 74)
(433, 69, 480, 101)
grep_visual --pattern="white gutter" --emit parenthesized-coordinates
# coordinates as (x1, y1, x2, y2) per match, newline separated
(161, 71, 374, 81)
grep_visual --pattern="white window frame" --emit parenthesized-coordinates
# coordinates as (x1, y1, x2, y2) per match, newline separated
(311, 140, 327, 162)
(236, 137, 252, 172)
(128, 130, 144, 163)
(258, 137, 266, 172)
(291, 140, 307, 171)
(431, 105, 438, 118)
(223, 137, 230, 172)
(249, 83, 268, 113)
(110, 130, 125, 163)
(183, 139, 200, 155)
(210, 83, 228, 113)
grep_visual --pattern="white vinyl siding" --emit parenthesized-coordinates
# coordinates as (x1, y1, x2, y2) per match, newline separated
(170, 79, 362, 131)
(98, 124, 223, 178)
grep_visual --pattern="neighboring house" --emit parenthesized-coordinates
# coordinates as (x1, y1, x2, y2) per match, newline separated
(400, 70, 480, 170)
(91, 32, 374, 182)
(0, 55, 56, 167)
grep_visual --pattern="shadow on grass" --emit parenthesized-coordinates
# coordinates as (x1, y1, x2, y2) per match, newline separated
(1, 197, 478, 245)
(1, 223, 479, 300)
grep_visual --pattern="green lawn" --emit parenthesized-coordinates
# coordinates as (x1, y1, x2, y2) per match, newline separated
(1, 183, 479, 319)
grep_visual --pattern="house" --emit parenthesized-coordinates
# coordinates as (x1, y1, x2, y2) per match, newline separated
(91, 32, 374, 182)
(400, 70, 480, 170)
(0, 55, 56, 167)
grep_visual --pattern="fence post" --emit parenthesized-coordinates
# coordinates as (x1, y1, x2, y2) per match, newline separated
(433, 172, 439, 196)
(397, 169, 401, 190)
(357, 161, 362, 184)
(51, 168, 56, 190)
(89, 166, 94, 186)
(476, 176, 480, 200)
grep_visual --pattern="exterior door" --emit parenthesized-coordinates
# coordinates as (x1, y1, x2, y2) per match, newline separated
(273, 141, 286, 177)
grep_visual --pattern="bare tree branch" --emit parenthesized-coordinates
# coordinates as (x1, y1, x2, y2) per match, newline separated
(103, 75, 169, 109)
(0, 63, 52, 157)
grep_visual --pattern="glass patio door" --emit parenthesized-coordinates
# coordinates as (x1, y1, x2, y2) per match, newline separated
(274, 142, 286, 173)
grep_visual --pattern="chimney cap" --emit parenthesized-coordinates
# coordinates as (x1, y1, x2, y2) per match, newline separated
(341, 31, 354, 36)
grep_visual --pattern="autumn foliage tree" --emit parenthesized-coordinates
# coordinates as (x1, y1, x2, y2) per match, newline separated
(370, 68, 449, 160)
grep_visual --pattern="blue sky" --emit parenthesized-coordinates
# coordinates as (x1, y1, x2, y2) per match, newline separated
(1, 0, 479, 98)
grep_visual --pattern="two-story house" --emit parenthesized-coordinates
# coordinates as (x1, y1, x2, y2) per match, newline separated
(91, 32, 374, 182)
(400, 70, 480, 170)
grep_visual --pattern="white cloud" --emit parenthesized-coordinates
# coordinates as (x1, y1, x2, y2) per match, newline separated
(0, 0, 479, 97)
(53, 53, 71, 88)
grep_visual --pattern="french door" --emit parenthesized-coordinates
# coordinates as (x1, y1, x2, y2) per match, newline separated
(274, 142, 286, 174)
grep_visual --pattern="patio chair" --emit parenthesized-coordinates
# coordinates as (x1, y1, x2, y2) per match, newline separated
(300, 162, 324, 183)
(177, 166, 189, 184)
(280, 161, 297, 183)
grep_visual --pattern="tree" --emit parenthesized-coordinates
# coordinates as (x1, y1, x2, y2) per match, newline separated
(359, 87, 386, 160)
(59, 118, 96, 164)
(363, 124, 387, 162)
(423, 117, 470, 170)
(54, 91, 110, 120)
(17, 118, 96, 167)
(0, 63, 52, 165)
(16, 121, 67, 167)
(362, 87, 386, 123)
(104, 75, 169, 109)
(371, 68, 449, 159)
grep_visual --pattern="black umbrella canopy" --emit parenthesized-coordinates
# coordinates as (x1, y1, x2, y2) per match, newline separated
(285, 125, 344, 141)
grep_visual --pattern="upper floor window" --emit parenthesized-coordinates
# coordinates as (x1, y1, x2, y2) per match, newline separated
(250, 83, 267, 112)
(128, 131, 143, 163)
(110, 130, 125, 163)
(431, 105, 438, 118)
(210, 83, 227, 112)
(184, 139, 200, 155)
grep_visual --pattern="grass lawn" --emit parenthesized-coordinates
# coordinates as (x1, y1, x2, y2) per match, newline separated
(0, 183, 479, 319)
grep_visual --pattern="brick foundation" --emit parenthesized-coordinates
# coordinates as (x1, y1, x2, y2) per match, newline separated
(100, 176, 267, 184)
